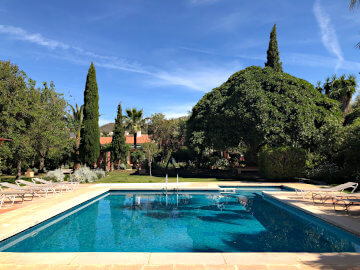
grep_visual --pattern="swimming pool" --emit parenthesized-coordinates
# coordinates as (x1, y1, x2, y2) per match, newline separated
(1, 189, 359, 252)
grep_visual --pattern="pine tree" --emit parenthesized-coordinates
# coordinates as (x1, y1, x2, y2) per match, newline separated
(79, 62, 100, 166)
(111, 103, 129, 167)
(265, 24, 283, 72)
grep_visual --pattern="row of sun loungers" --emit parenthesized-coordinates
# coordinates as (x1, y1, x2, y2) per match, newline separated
(0, 178, 78, 209)
(295, 182, 360, 214)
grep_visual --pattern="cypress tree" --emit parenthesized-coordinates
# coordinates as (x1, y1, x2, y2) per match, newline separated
(111, 103, 128, 167)
(265, 24, 283, 72)
(79, 62, 100, 166)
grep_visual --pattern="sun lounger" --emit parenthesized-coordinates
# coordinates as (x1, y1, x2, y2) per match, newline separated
(295, 182, 358, 202)
(0, 194, 16, 209)
(331, 194, 360, 214)
(15, 180, 59, 195)
(0, 182, 39, 198)
(35, 177, 79, 189)
(0, 186, 29, 203)
(32, 178, 72, 192)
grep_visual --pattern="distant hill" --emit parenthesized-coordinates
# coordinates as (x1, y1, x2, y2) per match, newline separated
(100, 123, 115, 134)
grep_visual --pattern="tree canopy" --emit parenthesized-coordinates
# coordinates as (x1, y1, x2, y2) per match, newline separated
(0, 61, 72, 177)
(187, 66, 342, 164)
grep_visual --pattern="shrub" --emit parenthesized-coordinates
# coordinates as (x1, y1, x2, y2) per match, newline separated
(339, 119, 360, 181)
(94, 169, 106, 179)
(119, 163, 126, 170)
(306, 162, 342, 183)
(213, 158, 230, 170)
(70, 165, 98, 183)
(131, 150, 144, 168)
(44, 168, 65, 182)
(258, 146, 307, 180)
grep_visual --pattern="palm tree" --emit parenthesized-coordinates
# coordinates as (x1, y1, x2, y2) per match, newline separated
(350, 0, 360, 9)
(333, 75, 357, 114)
(69, 104, 84, 169)
(124, 108, 145, 149)
(323, 75, 357, 114)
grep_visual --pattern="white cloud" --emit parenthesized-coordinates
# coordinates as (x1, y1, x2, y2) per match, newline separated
(0, 24, 239, 93)
(0, 25, 69, 50)
(283, 52, 360, 71)
(160, 103, 195, 119)
(313, 0, 344, 70)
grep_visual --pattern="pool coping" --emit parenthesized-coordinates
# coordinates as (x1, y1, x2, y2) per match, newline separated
(263, 191, 360, 237)
(0, 182, 359, 268)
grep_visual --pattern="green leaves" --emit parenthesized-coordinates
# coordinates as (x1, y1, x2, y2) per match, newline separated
(265, 24, 283, 72)
(0, 61, 72, 174)
(187, 66, 342, 165)
(79, 62, 100, 166)
(111, 103, 129, 164)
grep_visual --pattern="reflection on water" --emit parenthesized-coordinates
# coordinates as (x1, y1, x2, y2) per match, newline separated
(3, 191, 360, 252)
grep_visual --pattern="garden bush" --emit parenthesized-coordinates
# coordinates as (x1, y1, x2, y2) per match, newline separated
(258, 146, 307, 180)
(70, 165, 98, 183)
(94, 169, 106, 179)
(119, 163, 126, 170)
(306, 162, 342, 183)
(44, 168, 65, 182)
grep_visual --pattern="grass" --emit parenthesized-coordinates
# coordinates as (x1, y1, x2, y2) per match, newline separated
(97, 170, 221, 183)
(1, 170, 229, 184)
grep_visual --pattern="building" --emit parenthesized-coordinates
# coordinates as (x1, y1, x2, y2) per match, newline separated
(97, 131, 152, 171)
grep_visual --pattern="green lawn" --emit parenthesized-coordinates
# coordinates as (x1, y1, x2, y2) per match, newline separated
(97, 170, 220, 183)
(1, 170, 226, 184)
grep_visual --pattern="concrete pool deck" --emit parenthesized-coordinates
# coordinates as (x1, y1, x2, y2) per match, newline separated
(0, 182, 360, 269)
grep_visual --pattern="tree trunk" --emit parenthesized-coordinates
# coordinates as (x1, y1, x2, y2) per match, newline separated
(39, 156, 45, 172)
(134, 133, 137, 149)
(149, 161, 152, 177)
(74, 137, 81, 170)
(16, 159, 22, 180)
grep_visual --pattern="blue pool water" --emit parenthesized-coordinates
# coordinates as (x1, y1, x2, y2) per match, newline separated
(1, 189, 360, 252)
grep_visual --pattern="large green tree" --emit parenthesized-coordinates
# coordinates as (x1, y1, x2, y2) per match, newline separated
(111, 103, 129, 167)
(79, 62, 100, 167)
(124, 108, 145, 149)
(265, 24, 283, 72)
(0, 61, 72, 177)
(31, 82, 71, 172)
(187, 66, 342, 165)
(147, 113, 187, 164)
(0, 61, 34, 178)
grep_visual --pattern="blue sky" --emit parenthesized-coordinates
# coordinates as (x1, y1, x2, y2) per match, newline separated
(0, 0, 360, 125)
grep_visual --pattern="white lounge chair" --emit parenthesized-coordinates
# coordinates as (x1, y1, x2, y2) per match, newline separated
(295, 182, 358, 202)
(15, 180, 59, 195)
(0, 187, 30, 203)
(331, 194, 360, 214)
(0, 194, 16, 209)
(32, 178, 73, 192)
(0, 182, 40, 198)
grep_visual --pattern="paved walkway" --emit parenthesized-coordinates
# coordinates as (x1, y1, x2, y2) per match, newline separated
(0, 182, 359, 269)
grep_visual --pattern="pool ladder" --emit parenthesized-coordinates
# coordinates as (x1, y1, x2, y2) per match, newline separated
(163, 174, 180, 192)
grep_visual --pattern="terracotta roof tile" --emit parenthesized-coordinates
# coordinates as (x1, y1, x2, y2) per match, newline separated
(100, 135, 151, 145)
